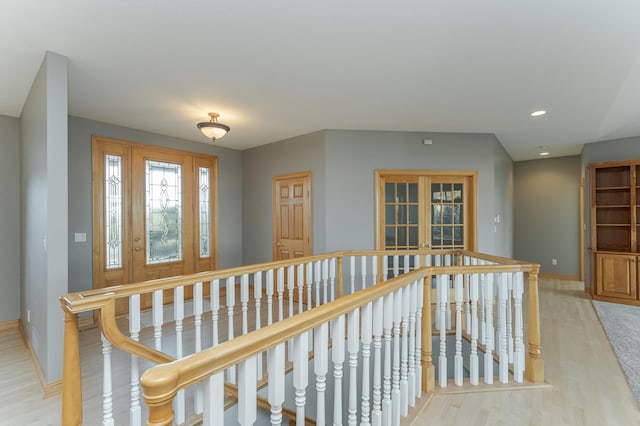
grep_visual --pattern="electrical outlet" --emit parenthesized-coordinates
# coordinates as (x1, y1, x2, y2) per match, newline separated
(552, 258, 558, 265)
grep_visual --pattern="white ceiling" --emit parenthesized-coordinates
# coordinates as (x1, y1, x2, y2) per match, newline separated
(2, 1, 640, 161)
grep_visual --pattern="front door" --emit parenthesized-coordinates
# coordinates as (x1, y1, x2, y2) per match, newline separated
(92, 136, 217, 313)
(272, 172, 312, 260)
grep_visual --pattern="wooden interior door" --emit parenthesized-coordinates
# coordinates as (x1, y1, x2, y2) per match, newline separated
(92, 136, 217, 314)
(272, 172, 312, 260)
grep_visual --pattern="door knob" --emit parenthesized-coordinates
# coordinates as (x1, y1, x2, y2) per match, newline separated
(134, 247, 141, 251)
(276, 241, 283, 247)
(134, 237, 141, 243)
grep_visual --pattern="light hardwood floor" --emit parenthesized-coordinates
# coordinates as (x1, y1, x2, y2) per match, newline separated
(1, 278, 640, 425)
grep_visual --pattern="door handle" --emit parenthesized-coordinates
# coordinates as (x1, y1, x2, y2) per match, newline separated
(134, 247, 141, 251)
(276, 241, 283, 247)
(134, 237, 141, 243)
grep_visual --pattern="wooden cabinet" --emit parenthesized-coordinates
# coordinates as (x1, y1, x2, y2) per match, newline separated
(590, 159, 640, 305)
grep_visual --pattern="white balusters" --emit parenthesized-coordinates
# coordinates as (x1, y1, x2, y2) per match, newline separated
(203, 372, 224, 426)
(330, 258, 337, 301)
(254, 272, 263, 380)
(152, 289, 163, 351)
(101, 333, 114, 426)
(350, 256, 356, 294)
(322, 259, 329, 303)
(438, 275, 448, 388)
(361, 256, 368, 290)
(241, 274, 250, 335)
(484, 273, 494, 384)
(227, 277, 236, 384)
(297, 264, 305, 314)
(129, 294, 141, 426)
(498, 272, 509, 384)
(293, 334, 309, 426)
(408, 280, 417, 406)
(507, 272, 514, 364)
(513, 271, 525, 383)
(347, 308, 360, 426)
(479, 272, 486, 345)
(174, 286, 185, 424)
(211, 279, 220, 347)
(306, 262, 313, 311)
(382, 255, 388, 281)
(314, 323, 329, 426)
(470, 272, 479, 386)
(194, 282, 204, 415)
(277, 267, 285, 321)
(266, 269, 274, 326)
(392, 288, 402, 424)
(382, 293, 393, 426)
(392, 255, 399, 278)
(415, 277, 423, 399)
(372, 256, 378, 286)
(332, 314, 345, 426)
(238, 356, 257, 426)
(400, 286, 409, 416)
(288, 266, 295, 318)
(268, 343, 286, 425)
(454, 274, 463, 387)
(371, 297, 383, 426)
(314, 261, 322, 307)
(361, 302, 372, 426)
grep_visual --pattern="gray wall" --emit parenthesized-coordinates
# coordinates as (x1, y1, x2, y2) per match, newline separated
(323, 130, 510, 255)
(514, 156, 581, 276)
(243, 129, 514, 262)
(0, 115, 21, 322)
(68, 116, 243, 294)
(242, 131, 326, 265)
(20, 52, 68, 382)
(582, 137, 640, 286)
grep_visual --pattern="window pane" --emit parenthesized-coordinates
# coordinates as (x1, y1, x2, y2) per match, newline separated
(385, 183, 395, 203)
(431, 184, 441, 202)
(443, 183, 452, 201)
(199, 167, 210, 258)
(397, 227, 407, 247)
(454, 226, 463, 245)
(408, 205, 418, 224)
(443, 205, 452, 224)
(105, 155, 122, 270)
(443, 226, 452, 246)
(408, 183, 418, 203)
(431, 226, 442, 247)
(385, 226, 396, 247)
(397, 205, 406, 224)
(385, 205, 395, 225)
(146, 160, 183, 264)
(432, 205, 441, 225)
(454, 183, 463, 202)
(397, 183, 406, 203)
(454, 205, 463, 224)
(409, 226, 419, 247)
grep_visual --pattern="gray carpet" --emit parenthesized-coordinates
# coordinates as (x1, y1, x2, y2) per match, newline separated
(592, 300, 640, 403)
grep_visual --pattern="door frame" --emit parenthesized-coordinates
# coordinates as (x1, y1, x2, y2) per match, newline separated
(272, 171, 313, 260)
(374, 169, 478, 251)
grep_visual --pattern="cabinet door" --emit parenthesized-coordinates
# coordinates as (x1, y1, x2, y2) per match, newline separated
(596, 253, 637, 299)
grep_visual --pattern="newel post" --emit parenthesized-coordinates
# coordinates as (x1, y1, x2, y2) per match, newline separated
(142, 365, 178, 426)
(61, 306, 82, 425)
(525, 270, 545, 382)
(421, 277, 435, 392)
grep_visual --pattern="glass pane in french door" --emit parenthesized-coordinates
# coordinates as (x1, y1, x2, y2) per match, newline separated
(384, 181, 420, 250)
(430, 181, 464, 249)
(145, 160, 183, 264)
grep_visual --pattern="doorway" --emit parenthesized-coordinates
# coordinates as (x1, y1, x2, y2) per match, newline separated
(272, 172, 312, 260)
(92, 136, 218, 312)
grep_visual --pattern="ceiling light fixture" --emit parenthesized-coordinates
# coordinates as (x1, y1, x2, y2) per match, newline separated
(538, 146, 550, 156)
(530, 110, 547, 117)
(197, 112, 230, 141)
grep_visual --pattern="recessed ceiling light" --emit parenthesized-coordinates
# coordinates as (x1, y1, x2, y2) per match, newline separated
(531, 110, 547, 117)
(538, 146, 550, 156)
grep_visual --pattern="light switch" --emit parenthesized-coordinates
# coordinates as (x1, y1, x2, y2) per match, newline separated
(74, 233, 87, 243)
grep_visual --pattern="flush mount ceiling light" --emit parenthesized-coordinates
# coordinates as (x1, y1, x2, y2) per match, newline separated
(530, 110, 547, 117)
(538, 146, 550, 156)
(197, 112, 230, 141)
